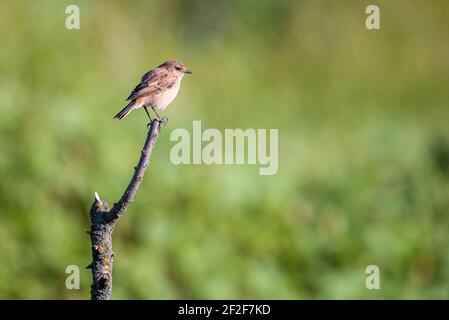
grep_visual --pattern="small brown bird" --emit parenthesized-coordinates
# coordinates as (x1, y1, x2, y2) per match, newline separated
(114, 60, 192, 122)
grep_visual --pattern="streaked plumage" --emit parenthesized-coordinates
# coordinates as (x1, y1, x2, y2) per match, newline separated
(114, 60, 191, 120)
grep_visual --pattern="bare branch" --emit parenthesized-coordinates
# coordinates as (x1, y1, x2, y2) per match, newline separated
(88, 119, 163, 300)
(107, 119, 162, 222)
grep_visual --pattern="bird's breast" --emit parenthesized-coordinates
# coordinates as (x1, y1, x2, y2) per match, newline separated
(150, 84, 181, 111)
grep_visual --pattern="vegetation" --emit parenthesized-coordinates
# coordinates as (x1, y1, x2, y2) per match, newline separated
(0, 0, 448, 299)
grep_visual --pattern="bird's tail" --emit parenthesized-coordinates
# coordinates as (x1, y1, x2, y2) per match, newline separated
(114, 101, 136, 120)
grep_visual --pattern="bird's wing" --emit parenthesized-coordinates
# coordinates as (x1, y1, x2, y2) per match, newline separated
(126, 69, 177, 101)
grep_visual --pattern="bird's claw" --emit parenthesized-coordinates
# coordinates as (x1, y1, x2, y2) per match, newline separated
(158, 117, 168, 126)
(146, 117, 167, 129)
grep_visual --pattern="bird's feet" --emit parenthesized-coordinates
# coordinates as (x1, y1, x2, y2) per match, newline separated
(146, 117, 168, 129)
(158, 116, 168, 127)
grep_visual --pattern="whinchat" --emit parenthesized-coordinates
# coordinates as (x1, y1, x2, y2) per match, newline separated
(114, 60, 192, 122)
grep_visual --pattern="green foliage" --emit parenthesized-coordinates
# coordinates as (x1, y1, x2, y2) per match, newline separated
(0, 0, 448, 299)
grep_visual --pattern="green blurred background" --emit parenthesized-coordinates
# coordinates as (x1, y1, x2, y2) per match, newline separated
(0, 0, 448, 299)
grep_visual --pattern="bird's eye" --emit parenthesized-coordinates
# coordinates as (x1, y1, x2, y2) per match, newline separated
(175, 66, 182, 71)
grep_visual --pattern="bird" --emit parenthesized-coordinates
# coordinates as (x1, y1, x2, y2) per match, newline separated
(114, 60, 192, 123)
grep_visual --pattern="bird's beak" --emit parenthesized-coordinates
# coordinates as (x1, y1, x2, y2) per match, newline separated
(184, 69, 192, 74)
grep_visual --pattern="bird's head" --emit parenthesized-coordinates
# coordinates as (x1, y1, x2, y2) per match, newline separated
(160, 60, 192, 76)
